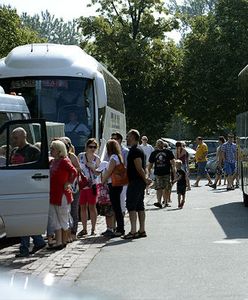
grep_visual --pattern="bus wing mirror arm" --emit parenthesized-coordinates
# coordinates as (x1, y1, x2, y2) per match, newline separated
(94, 72, 107, 108)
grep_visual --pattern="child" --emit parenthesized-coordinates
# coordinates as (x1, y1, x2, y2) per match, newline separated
(173, 159, 187, 209)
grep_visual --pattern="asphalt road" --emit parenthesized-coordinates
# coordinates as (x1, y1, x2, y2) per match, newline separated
(76, 180, 248, 300)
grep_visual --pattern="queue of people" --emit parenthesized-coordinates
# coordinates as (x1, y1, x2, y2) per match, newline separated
(11, 126, 238, 257)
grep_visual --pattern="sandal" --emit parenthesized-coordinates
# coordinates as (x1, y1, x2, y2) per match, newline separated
(122, 232, 137, 240)
(136, 231, 147, 238)
(77, 229, 88, 238)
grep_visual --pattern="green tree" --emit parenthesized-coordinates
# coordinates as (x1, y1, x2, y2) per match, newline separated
(21, 10, 81, 45)
(180, 0, 248, 135)
(168, 0, 216, 35)
(0, 5, 42, 57)
(79, 0, 182, 139)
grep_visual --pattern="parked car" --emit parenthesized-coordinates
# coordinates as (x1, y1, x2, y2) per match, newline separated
(160, 138, 196, 161)
(206, 152, 217, 176)
(205, 140, 219, 154)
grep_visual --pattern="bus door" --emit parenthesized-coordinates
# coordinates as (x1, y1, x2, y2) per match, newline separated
(0, 119, 49, 238)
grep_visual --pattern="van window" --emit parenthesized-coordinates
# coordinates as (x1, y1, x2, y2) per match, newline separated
(0, 122, 45, 168)
(0, 112, 9, 125)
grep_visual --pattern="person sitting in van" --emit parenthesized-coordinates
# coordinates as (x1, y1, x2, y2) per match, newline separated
(10, 127, 46, 257)
(0, 145, 8, 166)
(10, 127, 40, 165)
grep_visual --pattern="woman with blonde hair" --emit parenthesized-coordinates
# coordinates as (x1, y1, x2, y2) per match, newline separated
(101, 139, 125, 237)
(78, 138, 100, 236)
(48, 140, 77, 250)
(60, 137, 81, 241)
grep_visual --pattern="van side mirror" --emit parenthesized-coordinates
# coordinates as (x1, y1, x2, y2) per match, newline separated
(94, 72, 107, 108)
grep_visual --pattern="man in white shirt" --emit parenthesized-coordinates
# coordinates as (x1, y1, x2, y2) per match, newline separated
(140, 136, 154, 194)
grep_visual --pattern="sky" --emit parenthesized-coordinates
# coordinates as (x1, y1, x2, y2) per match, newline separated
(0, 0, 181, 42)
(0, 0, 95, 20)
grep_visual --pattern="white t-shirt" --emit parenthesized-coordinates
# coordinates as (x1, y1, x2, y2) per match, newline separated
(140, 144, 154, 165)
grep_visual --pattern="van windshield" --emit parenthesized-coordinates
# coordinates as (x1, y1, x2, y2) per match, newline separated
(0, 77, 95, 153)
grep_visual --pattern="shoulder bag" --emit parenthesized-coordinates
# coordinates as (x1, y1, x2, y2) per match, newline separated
(111, 155, 129, 187)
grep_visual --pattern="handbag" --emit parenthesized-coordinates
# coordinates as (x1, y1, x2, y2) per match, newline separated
(78, 171, 89, 190)
(111, 159, 129, 187)
(97, 183, 111, 205)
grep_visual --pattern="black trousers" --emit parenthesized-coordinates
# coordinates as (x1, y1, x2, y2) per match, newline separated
(108, 184, 124, 233)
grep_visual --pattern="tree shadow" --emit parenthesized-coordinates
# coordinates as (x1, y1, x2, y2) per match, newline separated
(211, 201, 248, 239)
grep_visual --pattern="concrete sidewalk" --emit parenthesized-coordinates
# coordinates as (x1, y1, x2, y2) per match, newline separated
(0, 192, 153, 286)
(0, 214, 114, 286)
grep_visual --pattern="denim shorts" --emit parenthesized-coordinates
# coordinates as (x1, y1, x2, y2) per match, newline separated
(197, 161, 207, 176)
(224, 162, 236, 175)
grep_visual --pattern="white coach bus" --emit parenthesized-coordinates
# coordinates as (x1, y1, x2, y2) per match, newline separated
(0, 43, 126, 155)
(0, 44, 126, 238)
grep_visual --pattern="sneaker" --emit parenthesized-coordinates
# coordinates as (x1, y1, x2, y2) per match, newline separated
(15, 252, 29, 258)
(154, 202, 162, 209)
(114, 232, 124, 237)
(103, 230, 115, 238)
(209, 183, 217, 189)
(29, 243, 46, 254)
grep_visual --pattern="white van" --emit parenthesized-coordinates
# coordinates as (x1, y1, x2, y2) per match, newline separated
(0, 91, 30, 127)
(0, 118, 49, 238)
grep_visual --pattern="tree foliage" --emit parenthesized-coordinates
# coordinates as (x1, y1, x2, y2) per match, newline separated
(0, 5, 42, 57)
(21, 10, 81, 45)
(179, 0, 248, 136)
(79, 0, 182, 139)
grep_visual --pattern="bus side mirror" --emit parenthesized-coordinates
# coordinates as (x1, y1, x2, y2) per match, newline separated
(95, 72, 107, 108)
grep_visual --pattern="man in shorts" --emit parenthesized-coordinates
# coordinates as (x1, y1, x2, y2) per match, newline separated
(123, 129, 152, 239)
(192, 137, 213, 187)
(222, 133, 237, 190)
(148, 139, 176, 208)
(10, 127, 46, 257)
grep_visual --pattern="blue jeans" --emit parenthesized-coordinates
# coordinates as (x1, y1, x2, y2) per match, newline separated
(19, 235, 46, 255)
(70, 192, 80, 234)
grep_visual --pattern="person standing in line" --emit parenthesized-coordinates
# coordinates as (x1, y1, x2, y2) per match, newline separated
(192, 137, 213, 187)
(148, 139, 176, 209)
(48, 140, 77, 250)
(173, 160, 187, 209)
(77, 138, 100, 237)
(209, 136, 226, 189)
(111, 132, 129, 214)
(60, 137, 81, 241)
(101, 139, 125, 237)
(10, 128, 46, 257)
(123, 129, 152, 239)
(140, 136, 154, 195)
(221, 133, 237, 191)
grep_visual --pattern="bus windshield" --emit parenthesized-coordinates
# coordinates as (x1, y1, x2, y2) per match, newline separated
(1, 77, 94, 152)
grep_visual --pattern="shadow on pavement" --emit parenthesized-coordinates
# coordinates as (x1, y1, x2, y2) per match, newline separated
(104, 239, 133, 247)
(78, 236, 108, 245)
(211, 201, 248, 239)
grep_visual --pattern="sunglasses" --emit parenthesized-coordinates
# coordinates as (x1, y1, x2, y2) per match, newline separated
(88, 145, 97, 149)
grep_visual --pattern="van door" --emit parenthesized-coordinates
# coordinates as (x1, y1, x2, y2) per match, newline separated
(0, 119, 49, 238)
